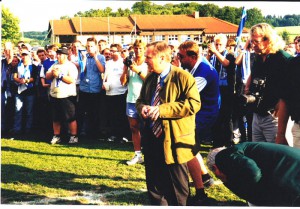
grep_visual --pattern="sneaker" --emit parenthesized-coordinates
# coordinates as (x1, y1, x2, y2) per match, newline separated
(69, 136, 78, 144)
(107, 136, 117, 142)
(187, 194, 217, 206)
(126, 154, 144, 165)
(122, 137, 129, 143)
(51, 135, 61, 145)
(203, 177, 215, 188)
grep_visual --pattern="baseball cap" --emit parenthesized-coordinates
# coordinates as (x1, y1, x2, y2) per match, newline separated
(21, 50, 30, 56)
(57, 47, 69, 55)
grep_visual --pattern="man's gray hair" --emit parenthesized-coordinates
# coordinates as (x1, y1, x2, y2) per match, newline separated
(207, 147, 227, 171)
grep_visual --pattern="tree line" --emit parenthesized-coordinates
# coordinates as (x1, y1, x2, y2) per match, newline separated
(64, 0, 299, 28)
(2, 1, 299, 45)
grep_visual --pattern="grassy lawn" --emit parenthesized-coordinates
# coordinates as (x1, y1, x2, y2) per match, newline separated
(1, 134, 247, 206)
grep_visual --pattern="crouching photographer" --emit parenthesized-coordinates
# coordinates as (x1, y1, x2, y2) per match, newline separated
(247, 23, 292, 144)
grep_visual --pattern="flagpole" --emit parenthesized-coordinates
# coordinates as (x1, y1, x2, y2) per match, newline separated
(235, 7, 247, 54)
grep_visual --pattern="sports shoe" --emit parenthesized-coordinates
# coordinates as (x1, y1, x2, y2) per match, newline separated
(107, 136, 117, 142)
(203, 177, 215, 188)
(51, 135, 61, 145)
(68, 136, 78, 144)
(187, 194, 217, 206)
(122, 137, 129, 143)
(126, 154, 144, 165)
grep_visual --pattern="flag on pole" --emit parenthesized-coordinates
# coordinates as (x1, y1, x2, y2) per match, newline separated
(78, 50, 85, 80)
(235, 7, 247, 47)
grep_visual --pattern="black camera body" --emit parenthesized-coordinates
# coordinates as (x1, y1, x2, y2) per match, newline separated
(241, 77, 266, 107)
(124, 51, 135, 67)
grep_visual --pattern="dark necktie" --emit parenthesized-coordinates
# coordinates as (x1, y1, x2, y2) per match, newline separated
(152, 76, 162, 138)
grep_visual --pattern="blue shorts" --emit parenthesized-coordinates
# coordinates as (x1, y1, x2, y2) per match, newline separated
(126, 102, 139, 118)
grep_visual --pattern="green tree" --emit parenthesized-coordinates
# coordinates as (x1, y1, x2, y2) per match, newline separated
(198, 3, 220, 17)
(131, 0, 153, 14)
(2, 6, 21, 45)
(116, 8, 132, 17)
(245, 8, 265, 28)
(218, 6, 238, 24)
(280, 30, 290, 43)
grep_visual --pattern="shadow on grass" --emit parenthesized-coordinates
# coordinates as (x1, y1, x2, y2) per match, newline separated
(1, 164, 146, 205)
(1, 146, 131, 162)
(2, 131, 135, 152)
(1, 188, 47, 204)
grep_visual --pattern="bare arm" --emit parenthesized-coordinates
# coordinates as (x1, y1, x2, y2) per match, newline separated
(275, 99, 289, 145)
(120, 65, 129, 86)
(207, 43, 230, 67)
(129, 61, 147, 81)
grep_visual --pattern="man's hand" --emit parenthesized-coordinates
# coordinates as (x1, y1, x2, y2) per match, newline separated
(147, 106, 160, 121)
(89, 52, 96, 58)
(141, 105, 160, 121)
(208, 43, 217, 54)
(52, 68, 60, 78)
(19, 78, 26, 84)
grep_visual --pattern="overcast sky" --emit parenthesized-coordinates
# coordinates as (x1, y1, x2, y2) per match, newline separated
(2, 0, 300, 32)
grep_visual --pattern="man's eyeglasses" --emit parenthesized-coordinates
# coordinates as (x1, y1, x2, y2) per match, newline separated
(110, 50, 117, 53)
(177, 53, 185, 59)
(251, 37, 267, 45)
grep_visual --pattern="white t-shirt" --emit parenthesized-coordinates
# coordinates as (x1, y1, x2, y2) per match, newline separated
(70, 54, 81, 85)
(104, 59, 127, 96)
(49, 61, 78, 98)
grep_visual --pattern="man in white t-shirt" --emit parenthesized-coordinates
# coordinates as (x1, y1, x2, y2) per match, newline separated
(103, 45, 129, 142)
(46, 47, 78, 145)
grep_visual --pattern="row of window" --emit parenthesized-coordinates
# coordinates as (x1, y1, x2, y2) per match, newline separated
(107, 34, 203, 45)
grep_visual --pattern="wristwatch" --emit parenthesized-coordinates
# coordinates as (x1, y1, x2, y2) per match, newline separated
(137, 71, 142, 76)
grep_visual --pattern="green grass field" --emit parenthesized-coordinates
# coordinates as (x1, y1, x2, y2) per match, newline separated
(1, 134, 247, 206)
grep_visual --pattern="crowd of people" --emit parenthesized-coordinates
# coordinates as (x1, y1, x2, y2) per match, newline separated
(1, 22, 300, 206)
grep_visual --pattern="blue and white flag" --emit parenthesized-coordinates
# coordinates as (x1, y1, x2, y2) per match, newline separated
(235, 7, 247, 47)
(78, 50, 85, 80)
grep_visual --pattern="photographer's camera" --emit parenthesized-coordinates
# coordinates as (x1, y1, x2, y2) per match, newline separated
(241, 77, 266, 107)
(124, 51, 135, 67)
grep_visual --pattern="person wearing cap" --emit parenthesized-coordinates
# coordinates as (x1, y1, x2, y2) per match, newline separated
(207, 142, 300, 206)
(12, 49, 38, 135)
(46, 47, 79, 144)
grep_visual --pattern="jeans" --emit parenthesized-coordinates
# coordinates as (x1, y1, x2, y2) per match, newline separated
(14, 94, 35, 132)
(252, 113, 278, 143)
